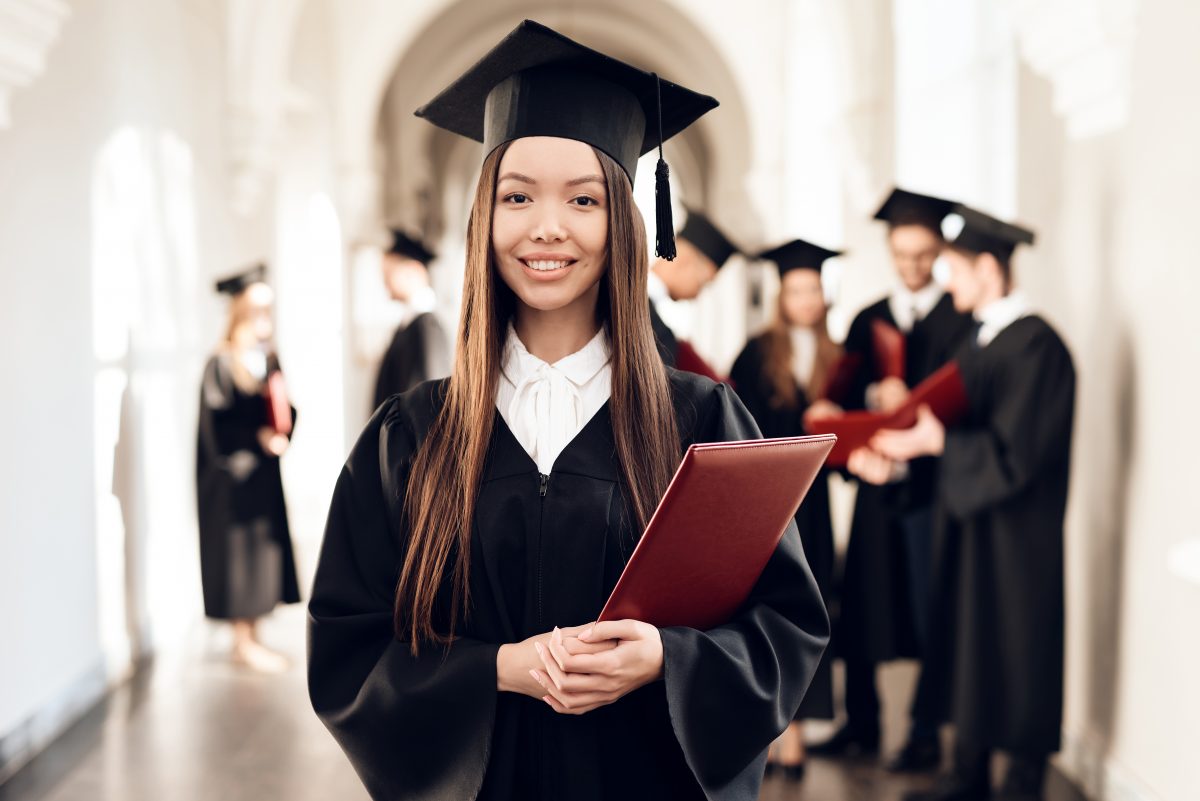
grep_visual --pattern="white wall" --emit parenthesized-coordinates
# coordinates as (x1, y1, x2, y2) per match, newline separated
(0, 0, 247, 772)
(1025, 2, 1200, 799)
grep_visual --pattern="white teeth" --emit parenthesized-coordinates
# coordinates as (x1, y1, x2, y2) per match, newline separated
(526, 260, 570, 271)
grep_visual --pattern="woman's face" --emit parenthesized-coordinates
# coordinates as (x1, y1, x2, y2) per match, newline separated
(780, 268, 826, 328)
(235, 282, 275, 345)
(491, 137, 609, 317)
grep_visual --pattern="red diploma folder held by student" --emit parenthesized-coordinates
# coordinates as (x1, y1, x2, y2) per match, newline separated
(805, 361, 968, 467)
(871, 319, 906, 380)
(264, 371, 293, 436)
(675, 340, 724, 383)
(819, 352, 863, 404)
(598, 433, 837, 630)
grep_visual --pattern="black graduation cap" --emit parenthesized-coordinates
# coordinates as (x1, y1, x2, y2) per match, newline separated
(387, 229, 436, 265)
(678, 208, 738, 270)
(214, 263, 267, 295)
(414, 19, 719, 260)
(941, 203, 1035, 262)
(873, 187, 958, 232)
(758, 239, 842, 278)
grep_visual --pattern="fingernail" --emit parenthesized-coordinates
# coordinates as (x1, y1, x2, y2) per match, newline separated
(534, 642, 544, 655)
(529, 669, 542, 684)
(581, 628, 593, 640)
(542, 696, 552, 705)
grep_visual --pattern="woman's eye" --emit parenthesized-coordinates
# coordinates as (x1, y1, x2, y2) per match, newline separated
(571, 196, 598, 207)
(504, 193, 529, 204)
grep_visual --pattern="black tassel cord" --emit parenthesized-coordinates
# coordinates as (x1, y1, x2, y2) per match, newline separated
(653, 74, 676, 260)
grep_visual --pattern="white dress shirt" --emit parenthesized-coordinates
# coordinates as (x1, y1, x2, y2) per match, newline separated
(789, 327, 817, 390)
(974, 291, 1030, 347)
(496, 324, 613, 474)
(647, 271, 672, 306)
(887, 281, 945, 333)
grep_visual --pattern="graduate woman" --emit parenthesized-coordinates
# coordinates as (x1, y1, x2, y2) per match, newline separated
(729, 240, 842, 780)
(196, 264, 300, 673)
(307, 21, 829, 801)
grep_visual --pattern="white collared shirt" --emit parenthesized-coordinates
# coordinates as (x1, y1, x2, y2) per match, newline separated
(497, 324, 613, 474)
(647, 271, 671, 305)
(789, 327, 817, 389)
(975, 291, 1030, 347)
(887, 281, 945, 333)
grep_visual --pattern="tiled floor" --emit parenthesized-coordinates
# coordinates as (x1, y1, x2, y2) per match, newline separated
(0, 605, 1086, 801)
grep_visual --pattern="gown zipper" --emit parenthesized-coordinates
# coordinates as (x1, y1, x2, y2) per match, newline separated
(536, 473, 549, 627)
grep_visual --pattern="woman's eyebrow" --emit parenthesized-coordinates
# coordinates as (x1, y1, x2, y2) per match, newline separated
(498, 172, 535, 184)
(567, 174, 606, 187)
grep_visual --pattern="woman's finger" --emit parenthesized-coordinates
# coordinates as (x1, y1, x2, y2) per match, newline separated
(534, 641, 569, 691)
(579, 619, 644, 643)
(561, 636, 616, 656)
(548, 627, 570, 671)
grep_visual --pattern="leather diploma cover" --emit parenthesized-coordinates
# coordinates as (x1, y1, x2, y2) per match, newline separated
(805, 361, 968, 467)
(265, 371, 293, 436)
(871, 319, 906, 379)
(599, 434, 837, 630)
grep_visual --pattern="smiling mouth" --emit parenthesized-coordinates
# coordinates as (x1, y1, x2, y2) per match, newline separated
(521, 258, 576, 272)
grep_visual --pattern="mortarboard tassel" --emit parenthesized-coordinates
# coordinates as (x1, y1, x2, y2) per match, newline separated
(652, 74, 676, 261)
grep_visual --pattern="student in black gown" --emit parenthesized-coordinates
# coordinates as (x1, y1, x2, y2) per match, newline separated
(196, 264, 300, 673)
(813, 189, 973, 767)
(853, 205, 1073, 801)
(647, 208, 739, 377)
(307, 21, 830, 801)
(729, 239, 843, 781)
(372, 229, 451, 410)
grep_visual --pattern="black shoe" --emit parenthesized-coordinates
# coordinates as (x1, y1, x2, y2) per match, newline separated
(887, 738, 942, 773)
(808, 724, 880, 757)
(901, 772, 990, 801)
(782, 762, 807, 782)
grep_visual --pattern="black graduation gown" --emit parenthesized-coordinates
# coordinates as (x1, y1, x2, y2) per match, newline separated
(195, 352, 301, 620)
(728, 335, 834, 720)
(648, 300, 678, 367)
(308, 370, 830, 801)
(838, 293, 973, 663)
(915, 315, 1073, 754)
(373, 312, 451, 410)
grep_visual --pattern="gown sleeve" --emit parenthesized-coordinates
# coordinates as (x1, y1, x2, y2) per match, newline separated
(940, 328, 1075, 519)
(307, 399, 500, 801)
(658, 383, 831, 800)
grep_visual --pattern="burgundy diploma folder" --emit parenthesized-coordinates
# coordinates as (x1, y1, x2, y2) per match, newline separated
(871, 319, 906, 380)
(805, 361, 969, 467)
(264, 371, 293, 436)
(598, 433, 837, 630)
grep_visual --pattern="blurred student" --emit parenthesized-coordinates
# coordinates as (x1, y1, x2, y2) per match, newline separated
(196, 264, 300, 673)
(647, 208, 738, 379)
(813, 189, 973, 769)
(372, 229, 451, 409)
(851, 205, 1073, 801)
(730, 239, 843, 781)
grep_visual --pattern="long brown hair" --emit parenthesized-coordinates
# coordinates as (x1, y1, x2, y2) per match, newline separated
(759, 290, 842, 409)
(394, 142, 681, 652)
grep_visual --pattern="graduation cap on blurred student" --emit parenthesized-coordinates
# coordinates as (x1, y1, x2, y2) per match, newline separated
(678, 208, 739, 270)
(415, 19, 718, 260)
(941, 204, 1036, 263)
(758, 239, 843, 278)
(214, 263, 268, 295)
(873, 187, 958, 232)
(387, 229, 436, 265)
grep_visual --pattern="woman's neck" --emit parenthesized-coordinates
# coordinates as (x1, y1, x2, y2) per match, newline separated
(513, 297, 601, 364)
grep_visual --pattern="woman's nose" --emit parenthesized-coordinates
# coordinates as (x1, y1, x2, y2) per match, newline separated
(530, 206, 567, 243)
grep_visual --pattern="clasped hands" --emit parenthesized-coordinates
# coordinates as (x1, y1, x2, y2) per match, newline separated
(497, 620, 663, 715)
